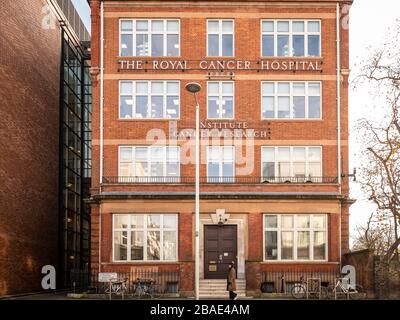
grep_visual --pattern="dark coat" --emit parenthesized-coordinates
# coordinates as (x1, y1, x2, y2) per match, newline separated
(227, 267, 237, 291)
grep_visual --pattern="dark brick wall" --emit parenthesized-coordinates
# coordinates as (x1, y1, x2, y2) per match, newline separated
(0, 0, 60, 295)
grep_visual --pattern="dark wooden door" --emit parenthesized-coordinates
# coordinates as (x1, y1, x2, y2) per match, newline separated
(204, 225, 237, 279)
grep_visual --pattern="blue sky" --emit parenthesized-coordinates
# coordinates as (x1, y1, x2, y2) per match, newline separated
(72, 0, 91, 33)
(71, 0, 400, 240)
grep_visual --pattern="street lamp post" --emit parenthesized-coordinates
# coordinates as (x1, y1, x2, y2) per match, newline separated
(185, 82, 202, 300)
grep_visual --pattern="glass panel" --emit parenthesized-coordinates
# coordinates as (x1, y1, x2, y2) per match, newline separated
(222, 163, 234, 179)
(147, 231, 160, 260)
(262, 21, 274, 32)
(167, 82, 179, 94)
(163, 215, 177, 229)
(136, 34, 149, 56)
(293, 96, 305, 118)
(208, 96, 219, 118)
(277, 35, 289, 56)
(114, 231, 127, 260)
(208, 162, 219, 180)
(309, 96, 321, 118)
(262, 82, 275, 94)
(135, 96, 148, 118)
(120, 148, 132, 162)
(262, 35, 274, 56)
(293, 21, 304, 32)
(221, 96, 233, 118)
(120, 96, 133, 118)
(281, 215, 293, 228)
(136, 82, 148, 94)
(309, 83, 321, 95)
(293, 83, 305, 94)
(150, 162, 163, 176)
(278, 82, 290, 94)
(208, 82, 219, 95)
(152, 20, 164, 32)
(277, 147, 290, 161)
(297, 215, 310, 228)
(167, 20, 179, 32)
(167, 147, 179, 161)
(281, 231, 293, 260)
(164, 231, 177, 260)
(265, 215, 277, 228)
(293, 162, 306, 177)
(150, 96, 163, 118)
(119, 163, 131, 177)
(293, 147, 306, 161)
(114, 215, 129, 228)
(309, 163, 321, 177)
(151, 82, 164, 94)
(297, 231, 310, 259)
(262, 97, 274, 118)
(131, 231, 144, 260)
(135, 162, 148, 177)
(167, 34, 179, 56)
(222, 82, 233, 94)
(309, 147, 321, 161)
(208, 34, 219, 56)
(120, 34, 133, 56)
(314, 231, 326, 260)
(135, 147, 147, 160)
(121, 20, 133, 31)
(222, 20, 233, 32)
(151, 34, 163, 56)
(308, 21, 320, 32)
(208, 147, 220, 161)
(308, 35, 320, 56)
(131, 215, 144, 228)
(147, 214, 160, 228)
(222, 35, 233, 56)
(120, 82, 133, 94)
(263, 148, 275, 162)
(313, 215, 326, 228)
(136, 20, 148, 31)
(223, 147, 234, 160)
(208, 20, 219, 33)
(277, 97, 290, 118)
(263, 162, 275, 179)
(166, 96, 179, 118)
(293, 35, 305, 56)
(265, 231, 278, 260)
(166, 162, 179, 176)
(277, 21, 289, 32)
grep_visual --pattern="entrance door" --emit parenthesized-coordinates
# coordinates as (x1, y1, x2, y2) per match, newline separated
(204, 225, 237, 279)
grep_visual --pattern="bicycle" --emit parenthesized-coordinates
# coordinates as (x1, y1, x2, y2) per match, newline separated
(326, 277, 365, 300)
(291, 276, 329, 299)
(132, 278, 161, 299)
(104, 277, 128, 299)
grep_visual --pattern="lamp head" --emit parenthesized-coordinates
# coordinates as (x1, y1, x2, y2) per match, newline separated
(185, 82, 202, 93)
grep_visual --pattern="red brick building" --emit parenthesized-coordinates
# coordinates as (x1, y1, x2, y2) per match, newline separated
(89, 0, 353, 297)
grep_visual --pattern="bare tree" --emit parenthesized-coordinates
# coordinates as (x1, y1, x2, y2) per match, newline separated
(355, 21, 400, 261)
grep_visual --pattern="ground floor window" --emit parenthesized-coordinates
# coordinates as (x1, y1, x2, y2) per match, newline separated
(113, 214, 178, 261)
(264, 214, 327, 261)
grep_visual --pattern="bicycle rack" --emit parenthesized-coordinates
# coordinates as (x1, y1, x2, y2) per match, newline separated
(306, 278, 321, 300)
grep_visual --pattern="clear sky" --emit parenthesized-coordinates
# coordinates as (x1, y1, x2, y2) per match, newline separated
(71, 0, 400, 246)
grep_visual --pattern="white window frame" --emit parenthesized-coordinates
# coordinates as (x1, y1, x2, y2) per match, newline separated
(119, 80, 180, 120)
(118, 146, 180, 182)
(263, 214, 328, 262)
(206, 146, 235, 183)
(261, 81, 322, 120)
(119, 19, 180, 57)
(261, 146, 323, 182)
(206, 19, 235, 57)
(113, 214, 178, 262)
(260, 20, 321, 57)
(206, 81, 235, 119)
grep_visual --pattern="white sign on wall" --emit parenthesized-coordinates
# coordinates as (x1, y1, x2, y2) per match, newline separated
(98, 272, 117, 282)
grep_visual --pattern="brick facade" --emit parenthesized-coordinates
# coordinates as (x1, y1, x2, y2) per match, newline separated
(89, 0, 353, 296)
(0, 0, 60, 296)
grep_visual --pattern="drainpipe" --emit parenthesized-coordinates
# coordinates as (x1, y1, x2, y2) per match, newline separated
(99, 0, 104, 272)
(336, 2, 342, 266)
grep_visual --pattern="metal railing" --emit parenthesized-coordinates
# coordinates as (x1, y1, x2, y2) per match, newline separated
(70, 269, 180, 294)
(261, 269, 340, 294)
(103, 176, 338, 184)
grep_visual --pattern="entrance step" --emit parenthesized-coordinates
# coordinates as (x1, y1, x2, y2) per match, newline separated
(199, 279, 246, 298)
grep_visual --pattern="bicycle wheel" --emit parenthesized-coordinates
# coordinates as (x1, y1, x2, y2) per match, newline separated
(326, 284, 335, 299)
(320, 286, 329, 300)
(349, 285, 365, 300)
(291, 284, 306, 299)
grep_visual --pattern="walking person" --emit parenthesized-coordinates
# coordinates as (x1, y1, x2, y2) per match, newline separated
(227, 261, 237, 300)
